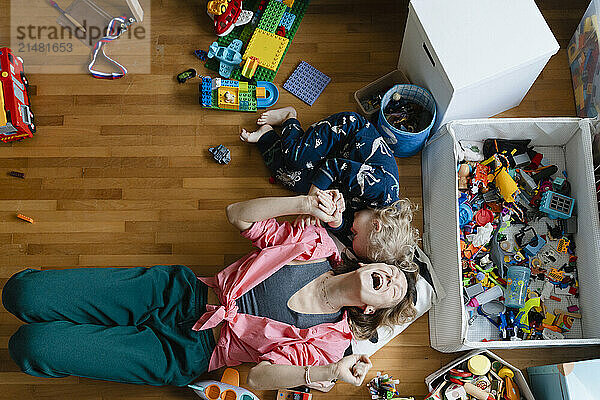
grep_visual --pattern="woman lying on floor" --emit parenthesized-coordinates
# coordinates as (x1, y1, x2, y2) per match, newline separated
(240, 107, 418, 266)
(3, 192, 418, 390)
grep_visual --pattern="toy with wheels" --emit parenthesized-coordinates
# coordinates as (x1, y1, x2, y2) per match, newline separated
(0, 47, 35, 143)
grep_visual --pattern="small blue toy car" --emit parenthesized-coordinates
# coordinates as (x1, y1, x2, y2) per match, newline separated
(194, 50, 208, 61)
(209, 145, 231, 164)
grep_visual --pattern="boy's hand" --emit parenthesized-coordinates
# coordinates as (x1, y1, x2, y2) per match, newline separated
(323, 190, 345, 229)
(293, 214, 320, 229)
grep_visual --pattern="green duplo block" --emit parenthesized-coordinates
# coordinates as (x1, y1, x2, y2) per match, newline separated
(257, 1, 287, 33)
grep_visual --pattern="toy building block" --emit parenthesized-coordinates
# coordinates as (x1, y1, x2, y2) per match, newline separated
(218, 86, 239, 109)
(243, 29, 289, 71)
(539, 191, 575, 219)
(280, 11, 296, 30)
(257, 0, 287, 32)
(283, 61, 331, 106)
(208, 40, 243, 78)
(209, 145, 231, 164)
(556, 237, 570, 253)
(522, 235, 546, 258)
(241, 56, 260, 79)
(17, 213, 34, 223)
(200, 77, 213, 107)
(211, 0, 253, 37)
(282, 0, 294, 7)
(194, 49, 208, 61)
(276, 26, 286, 37)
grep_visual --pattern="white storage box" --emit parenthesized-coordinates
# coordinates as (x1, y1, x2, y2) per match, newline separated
(424, 349, 535, 400)
(398, 0, 559, 132)
(422, 117, 600, 352)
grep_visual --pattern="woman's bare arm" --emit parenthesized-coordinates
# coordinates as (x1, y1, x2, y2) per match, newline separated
(226, 194, 336, 231)
(246, 355, 372, 391)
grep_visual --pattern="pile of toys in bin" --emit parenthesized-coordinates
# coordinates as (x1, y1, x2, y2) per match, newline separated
(426, 354, 521, 400)
(457, 138, 580, 342)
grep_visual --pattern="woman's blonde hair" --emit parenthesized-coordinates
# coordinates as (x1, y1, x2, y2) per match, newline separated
(366, 199, 420, 272)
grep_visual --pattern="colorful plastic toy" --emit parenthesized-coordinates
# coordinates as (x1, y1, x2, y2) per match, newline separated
(177, 68, 197, 83)
(0, 47, 35, 143)
(211, 0, 253, 37)
(204, 0, 309, 82)
(257, 0, 287, 32)
(209, 145, 231, 164)
(277, 389, 311, 400)
(539, 190, 575, 219)
(207, 0, 230, 15)
(208, 40, 243, 79)
(200, 76, 278, 112)
(17, 213, 34, 223)
(241, 56, 260, 79)
(194, 49, 209, 61)
(280, 11, 296, 30)
(243, 29, 289, 71)
(283, 61, 331, 106)
(8, 170, 25, 179)
(189, 368, 259, 400)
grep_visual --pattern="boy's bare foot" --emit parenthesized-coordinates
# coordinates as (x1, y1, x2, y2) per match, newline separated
(257, 106, 297, 126)
(240, 124, 273, 143)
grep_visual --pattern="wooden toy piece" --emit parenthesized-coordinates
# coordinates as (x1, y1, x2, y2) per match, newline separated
(242, 29, 289, 71)
(497, 367, 520, 400)
(17, 214, 34, 223)
(464, 382, 494, 400)
(467, 355, 491, 376)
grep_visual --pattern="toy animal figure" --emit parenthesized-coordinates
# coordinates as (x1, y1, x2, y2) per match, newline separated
(189, 368, 260, 400)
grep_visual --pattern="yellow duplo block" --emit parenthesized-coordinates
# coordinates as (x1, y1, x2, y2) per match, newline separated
(282, 0, 294, 7)
(239, 82, 248, 93)
(243, 29, 289, 71)
(256, 86, 266, 98)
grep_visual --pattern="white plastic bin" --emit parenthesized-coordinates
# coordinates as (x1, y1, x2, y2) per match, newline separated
(422, 117, 600, 352)
(398, 0, 559, 132)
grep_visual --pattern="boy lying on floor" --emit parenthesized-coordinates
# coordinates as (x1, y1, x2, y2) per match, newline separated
(240, 107, 417, 268)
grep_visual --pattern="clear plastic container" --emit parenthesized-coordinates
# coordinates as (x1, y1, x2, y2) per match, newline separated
(504, 265, 531, 309)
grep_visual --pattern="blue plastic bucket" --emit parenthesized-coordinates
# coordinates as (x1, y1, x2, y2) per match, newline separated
(377, 84, 436, 157)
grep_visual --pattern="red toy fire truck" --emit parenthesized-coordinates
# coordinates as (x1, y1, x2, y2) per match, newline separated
(0, 47, 35, 142)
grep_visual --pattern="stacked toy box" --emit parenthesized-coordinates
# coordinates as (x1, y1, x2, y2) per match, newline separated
(421, 117, 600, 352)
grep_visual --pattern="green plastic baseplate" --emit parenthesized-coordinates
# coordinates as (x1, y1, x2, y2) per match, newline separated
(205, 0, 309, 82)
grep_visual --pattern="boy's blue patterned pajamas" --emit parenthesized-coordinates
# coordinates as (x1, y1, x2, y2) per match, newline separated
(256, 112, 401, 248)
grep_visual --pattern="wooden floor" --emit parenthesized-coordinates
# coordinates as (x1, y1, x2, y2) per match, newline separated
(1, 0, 600, 399)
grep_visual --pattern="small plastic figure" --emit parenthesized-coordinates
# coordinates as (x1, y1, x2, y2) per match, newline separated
(177, 68, 197, 83)
(209, 145, 231, 164)
(194, 50, 208, 61)
(8, 170, 25, 179)
(223, 91, 236, 103)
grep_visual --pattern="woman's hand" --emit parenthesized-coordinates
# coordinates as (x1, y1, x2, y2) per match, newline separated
(304, 191, 337, 223)
(332, 354, 372, 386)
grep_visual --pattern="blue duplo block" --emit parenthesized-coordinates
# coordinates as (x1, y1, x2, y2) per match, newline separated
(283, 61, 331, 106)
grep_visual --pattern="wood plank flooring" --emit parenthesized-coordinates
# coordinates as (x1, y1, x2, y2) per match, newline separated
(1, 0, 600, 399)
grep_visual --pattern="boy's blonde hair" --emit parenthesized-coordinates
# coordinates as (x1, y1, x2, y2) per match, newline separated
(367, 199, 420, 271)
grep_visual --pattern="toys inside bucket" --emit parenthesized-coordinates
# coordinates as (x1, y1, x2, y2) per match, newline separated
(376, 84, 436, 157)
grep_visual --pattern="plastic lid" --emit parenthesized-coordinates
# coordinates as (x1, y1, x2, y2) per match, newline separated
(474, 208, 494, 226)
(468, 354, 491, 376)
